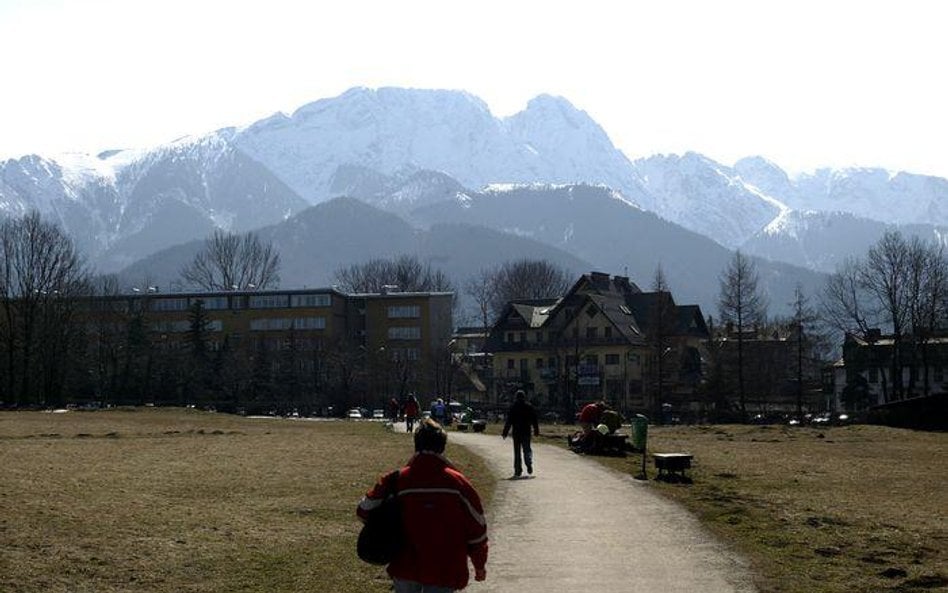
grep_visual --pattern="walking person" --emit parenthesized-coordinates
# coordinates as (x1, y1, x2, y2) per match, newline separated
(404, 393, 420, 433)
(432, 398, 447, 425)
(357, 418, 489, 591)
(502, 389, 540, 477)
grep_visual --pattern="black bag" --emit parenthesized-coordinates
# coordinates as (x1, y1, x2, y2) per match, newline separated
(357, 470, 402, 565)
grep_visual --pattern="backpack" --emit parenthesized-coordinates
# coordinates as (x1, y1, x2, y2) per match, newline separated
(356, 470, 402, 565)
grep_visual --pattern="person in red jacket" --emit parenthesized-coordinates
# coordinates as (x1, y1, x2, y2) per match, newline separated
(404, 393, 420, 433)
(357, 418, 488, 592)
(579, 400, 606, 432)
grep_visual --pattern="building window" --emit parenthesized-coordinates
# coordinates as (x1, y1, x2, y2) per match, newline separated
(934, 367, 945, 383)
(507, 359, 515, 370)
(584, 354, 598, 366)
(605, 353, 620, 365)
(291, 294, 331, 308)
(250, 318, 293, 331)
(604, 326, 612, 338)
(519, 332, 526, 343)
(520, 358, 528, 370)
(506, 332, 514, 343)
(293, 317, 326, 330)
(388, 326, 421, 340)
(535, 358, 544, 368)
(192, 296, 229, 310)
(586, 327, 598, 339)
(606, 379, 622, 398)
(535, 331, 543, 343)
(388, 305, 420, 319)
(150, 298, 188, 312)
(391, 347, 420, 361)
(249, 294, 289, 309)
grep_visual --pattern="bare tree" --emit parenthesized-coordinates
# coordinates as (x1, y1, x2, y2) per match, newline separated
(717, 250, 767, 420)
(464, 266, 497, 331)
(333, 255, 454, 293)
(487, 259, 571, 316)
(861, 231, 912, 399)
(180, 230, 280, 291)
(788, 284, 822, 419)
(822, 257, 876, 337)
(906, 237, 948, 396)
(0, 212, 89, 406)
(647, 264, 678, 417)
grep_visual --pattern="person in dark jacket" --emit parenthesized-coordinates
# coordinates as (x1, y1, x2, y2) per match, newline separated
(501, 390, 540, 477)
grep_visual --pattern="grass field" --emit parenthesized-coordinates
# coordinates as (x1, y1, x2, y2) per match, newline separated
(535, 423, 947, 593)
(0, 408, 493, 593)
(2, 409, 945, 593)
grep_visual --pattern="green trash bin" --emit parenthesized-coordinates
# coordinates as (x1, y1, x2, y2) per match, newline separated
(631, 414, 649, 452)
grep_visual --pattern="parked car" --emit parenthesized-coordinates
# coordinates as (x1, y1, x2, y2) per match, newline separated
(372, 409, 385, 420)
(347, 408, 363, 419)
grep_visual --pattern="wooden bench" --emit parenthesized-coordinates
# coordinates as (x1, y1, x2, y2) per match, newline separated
(653, 453, 693, 482)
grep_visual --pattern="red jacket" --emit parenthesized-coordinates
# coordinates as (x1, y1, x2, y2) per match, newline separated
(404, 398, 420, 418)
(357, 452, 488, 590)
(579, 402, 603, 424)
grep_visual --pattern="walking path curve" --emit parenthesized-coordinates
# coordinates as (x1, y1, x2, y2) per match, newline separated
(442, 428, 758, 593)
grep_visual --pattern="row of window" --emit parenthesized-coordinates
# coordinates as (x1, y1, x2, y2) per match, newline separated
(249, 317, 327, 331)
(505, 326, 616, 343)
(149, 293, 332, 312)
(505, 353, 624, 370)
(388, 305, 421, 319)
(153, 320, 223, 333)
(388, 326, 421, 340)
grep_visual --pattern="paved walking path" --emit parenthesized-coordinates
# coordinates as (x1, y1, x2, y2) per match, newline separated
(393, 422, 757, 592)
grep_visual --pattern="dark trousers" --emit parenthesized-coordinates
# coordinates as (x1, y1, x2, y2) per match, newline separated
(512, 434, 533, 475)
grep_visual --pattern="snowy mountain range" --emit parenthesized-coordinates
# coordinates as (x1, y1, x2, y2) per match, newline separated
(1, 86, 946, 292)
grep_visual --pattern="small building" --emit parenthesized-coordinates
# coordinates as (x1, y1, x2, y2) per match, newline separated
(832, 330, 948, 412)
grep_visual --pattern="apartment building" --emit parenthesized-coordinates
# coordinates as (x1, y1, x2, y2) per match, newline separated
(88, 286, 454, 407)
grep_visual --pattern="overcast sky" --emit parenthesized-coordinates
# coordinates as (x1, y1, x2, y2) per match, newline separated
(1, 0, 946, 177)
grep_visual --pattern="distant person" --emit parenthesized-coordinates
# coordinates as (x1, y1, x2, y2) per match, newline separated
(432, 398, 447, 425)
(502, 390, 540, 477)
(404, 394, 420, 433)
(357, 418, 489, 591)
(572, 400, 610, 453)
(390, 397, 400, 423)
(599, 406, 622, 434)
(579, 400, 606, 434)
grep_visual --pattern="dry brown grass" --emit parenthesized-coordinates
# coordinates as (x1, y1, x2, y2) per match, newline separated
(537, 422, 948, 593)
(0, 408, 493, 593)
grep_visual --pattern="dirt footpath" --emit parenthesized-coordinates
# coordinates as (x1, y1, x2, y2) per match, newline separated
(448, 429, 757, 593)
